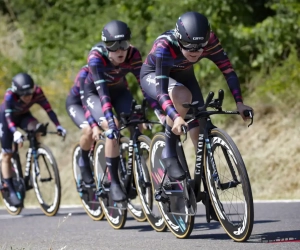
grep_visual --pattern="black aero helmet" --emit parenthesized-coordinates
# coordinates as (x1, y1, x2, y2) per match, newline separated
(101, 20, 131, 51)
(175, 12, 211, 51)
(11, 73, 35, 96)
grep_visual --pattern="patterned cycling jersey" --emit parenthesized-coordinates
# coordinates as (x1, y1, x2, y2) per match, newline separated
(85, 44, 156, 128)
(142, 29, 243, 121)
(68, 65, 89, 99)
(0, 86, 60, 133)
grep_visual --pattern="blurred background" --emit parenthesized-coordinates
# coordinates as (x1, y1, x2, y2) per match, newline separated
(0, 0, 299, 207)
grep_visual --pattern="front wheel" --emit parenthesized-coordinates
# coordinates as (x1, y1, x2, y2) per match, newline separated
(204, 128, 254, 242)
(149, 132, 196, 238)
(0, 155, 24, 215)
(119, 136, 146, 222)
(71, 143, 104, 221)
(94, 139, 127, 229)
(31, 144, 61, 216)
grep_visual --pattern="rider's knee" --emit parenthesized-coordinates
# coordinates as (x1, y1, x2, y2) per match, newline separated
(170, 86, 192, 104)
(82, 125, 92, 137)
(27, 120, 39, 131)
(2, 152, 13, 162)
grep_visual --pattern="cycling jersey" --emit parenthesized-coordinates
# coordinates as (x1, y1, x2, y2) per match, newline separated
(0, 86, 60, 133)
(84, 44, 157, 128)
(68, 65, 89, 103)
(141, 30, 243, 121)
(66, 65, 96, 128)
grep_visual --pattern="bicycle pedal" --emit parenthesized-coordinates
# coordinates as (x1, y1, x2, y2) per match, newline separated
(95, 188, 107, 199)
(155, 193, 169, 203)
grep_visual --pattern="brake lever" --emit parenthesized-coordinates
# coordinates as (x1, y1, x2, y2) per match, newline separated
(243, 110, 254, 127)
(181, 125, 188, 143)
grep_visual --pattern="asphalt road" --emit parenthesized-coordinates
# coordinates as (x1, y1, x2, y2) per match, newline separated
(1, 201, 299, 250)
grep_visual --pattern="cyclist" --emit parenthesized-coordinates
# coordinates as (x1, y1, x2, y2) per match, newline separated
(65, 65, 98, 185)
(140, 11, 253, 181)
(0, 73, 67, 206)
(82, 20, 163, 202)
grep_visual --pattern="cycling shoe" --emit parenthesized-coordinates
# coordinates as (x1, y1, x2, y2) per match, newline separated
(80, 166, 95, 185)
(162, 157, 186, 181)
(110, 183, 127, 202)
(9, 191, 22, 207)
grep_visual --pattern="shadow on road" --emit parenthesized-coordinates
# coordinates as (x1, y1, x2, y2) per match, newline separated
(253, 230, 300, 243)
(123, 223, 157, 232)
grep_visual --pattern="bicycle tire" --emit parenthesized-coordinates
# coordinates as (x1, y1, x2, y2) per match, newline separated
(204, 128, 254, 242)
(119, 136, 146, 222)
(0, 155, 24, 215)
(133, 134, 166, 231)
(149, 132, 195, 238)
(94, 139, 127, 229)
(31, 144, 61, 216)
(71, 143, 104, 221)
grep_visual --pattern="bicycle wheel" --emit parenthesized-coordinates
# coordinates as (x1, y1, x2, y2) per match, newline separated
(31, 144, 61, 216)
(149, 132, 195, 238)
(133, 134, 166, 231)
(204, 128, 254, 242)
(0, 155, 24, 215)
(94, 139, 127, 229)
(120, 136, 146, 222)
(71, 143, 104, 221)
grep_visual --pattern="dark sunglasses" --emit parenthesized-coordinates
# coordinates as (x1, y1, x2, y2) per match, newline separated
(179, 40, 208, 52)
(105, 40, 130, 52)
(19, 89, 34, 96)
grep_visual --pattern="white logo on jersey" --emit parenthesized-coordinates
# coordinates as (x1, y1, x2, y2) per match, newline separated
(146, 75, 156, 85)
(87, 98, 94, 109)
(69, 107, 76, 118)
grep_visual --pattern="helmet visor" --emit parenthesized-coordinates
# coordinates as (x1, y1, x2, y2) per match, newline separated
(105, 40, 130, 52)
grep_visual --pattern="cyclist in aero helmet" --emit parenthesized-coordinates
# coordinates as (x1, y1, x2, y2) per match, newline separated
(140, 12, 253, 182)
(81, 20, 163, 202)
(0, 73, 66, 206)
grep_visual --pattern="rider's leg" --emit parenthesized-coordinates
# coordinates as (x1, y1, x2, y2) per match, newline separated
(162, 84, 192, 180)
(79, 125, 94, 184)
(66, 101, 95, 185)
(101, 118, 126, 202)
(0, 112, 22, 206)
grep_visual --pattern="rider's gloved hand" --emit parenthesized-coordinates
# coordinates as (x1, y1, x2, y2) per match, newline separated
(106, 117, 119, 140)
(172, 116, 187, 136)
(56, 125, 67, 137)
(236, 102, 254, 121)
(154, 108, 166, 126)
(13, 131, 24, 145)
(105, 128, 119, 140)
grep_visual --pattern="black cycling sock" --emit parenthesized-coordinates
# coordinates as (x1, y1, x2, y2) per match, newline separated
(3, 178, 16, 194)
(106, 156, 120, 185)
(79, 149, 90, 168)
(162, 124, 179, 159)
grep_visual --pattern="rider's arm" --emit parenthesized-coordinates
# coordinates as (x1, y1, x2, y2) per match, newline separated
(129, 47, 161, 110)
(3, 90, 17, 133)
(77, 65, 98, 126)
(35, 86, 61, 126)
(155, 45, 180, 121)
(87, 50, 116, 129)
(204, 32, 243, 103)
(77, 65, 89, 104)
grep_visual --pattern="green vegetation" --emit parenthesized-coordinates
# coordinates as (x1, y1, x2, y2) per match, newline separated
(0, 0, 299, 202)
